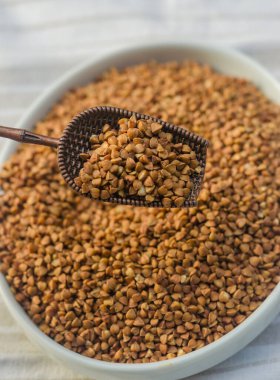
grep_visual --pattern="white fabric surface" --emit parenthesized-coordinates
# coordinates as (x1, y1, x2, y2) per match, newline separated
(0, 0, 280, 379)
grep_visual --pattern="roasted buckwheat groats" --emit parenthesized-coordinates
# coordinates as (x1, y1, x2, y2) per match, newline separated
(74, 116, 200, 207)
(0, 61, 279, 363)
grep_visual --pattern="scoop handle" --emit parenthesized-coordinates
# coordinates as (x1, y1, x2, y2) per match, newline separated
(0, 125, 59, 148)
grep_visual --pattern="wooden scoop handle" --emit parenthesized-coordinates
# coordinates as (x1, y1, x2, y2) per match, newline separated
(0, 125, 59, 148)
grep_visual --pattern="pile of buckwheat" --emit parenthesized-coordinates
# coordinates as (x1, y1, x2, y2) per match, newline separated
(75, 116, 200, 207)
(0, 61, 279, 363)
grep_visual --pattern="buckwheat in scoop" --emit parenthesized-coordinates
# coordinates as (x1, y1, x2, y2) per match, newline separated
(74, 116, 201, 207)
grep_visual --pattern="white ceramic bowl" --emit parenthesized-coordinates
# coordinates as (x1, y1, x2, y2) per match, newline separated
(0, 42, 280, 380)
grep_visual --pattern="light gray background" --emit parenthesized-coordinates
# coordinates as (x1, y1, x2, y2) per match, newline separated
(0, 0, 280, 379)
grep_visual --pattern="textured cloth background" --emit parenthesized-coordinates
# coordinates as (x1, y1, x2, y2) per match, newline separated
(0, 0, 280, 379)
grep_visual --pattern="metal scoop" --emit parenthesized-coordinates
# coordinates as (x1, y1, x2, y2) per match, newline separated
(0, 106, 208, 208)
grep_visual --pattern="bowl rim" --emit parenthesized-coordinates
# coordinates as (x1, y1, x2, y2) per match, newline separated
(0, 40, 280, 375)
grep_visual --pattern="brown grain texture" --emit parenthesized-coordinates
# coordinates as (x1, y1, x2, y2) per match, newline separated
(74, 116, 200, 206)
(0, 60, 279, 363)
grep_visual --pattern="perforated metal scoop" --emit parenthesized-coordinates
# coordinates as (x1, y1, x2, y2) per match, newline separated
(0, 106, 208, 208)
